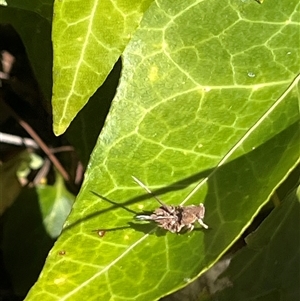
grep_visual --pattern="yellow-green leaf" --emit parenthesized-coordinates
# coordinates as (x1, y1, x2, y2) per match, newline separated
(52, 0, 153, 135)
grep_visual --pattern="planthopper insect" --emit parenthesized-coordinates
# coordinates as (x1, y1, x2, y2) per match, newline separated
(133, 176, 208, 233)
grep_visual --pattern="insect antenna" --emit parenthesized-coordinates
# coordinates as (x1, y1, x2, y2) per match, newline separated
(132, 176, 169, 209)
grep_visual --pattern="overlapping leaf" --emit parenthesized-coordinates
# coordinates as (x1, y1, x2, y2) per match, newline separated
(25, 0, 300, 300)
(2, 173, 74, 296)
(0, 7, 53, 101)
(215, 186, 300, 301)
(4, 0, 54, 22)
(51, 0, 154, 135)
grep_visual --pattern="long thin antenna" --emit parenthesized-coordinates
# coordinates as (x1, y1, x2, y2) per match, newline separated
(132, 176, 165, 207)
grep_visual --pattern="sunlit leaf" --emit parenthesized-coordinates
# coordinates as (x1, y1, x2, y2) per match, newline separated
(65, 60, 122, 166)
(25, 0, 300, 300)
(52, 0, 154, 135)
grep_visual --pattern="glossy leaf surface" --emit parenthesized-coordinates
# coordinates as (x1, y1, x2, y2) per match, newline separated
(51, 0, 153, 134)
(26, 0, 300, 300)
(216, 186, 300, 301)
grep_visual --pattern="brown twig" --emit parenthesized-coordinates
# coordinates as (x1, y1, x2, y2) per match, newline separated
(3, 102, 70, 181)
(75, 161, 84, 185)
(50, 145, 74, 153)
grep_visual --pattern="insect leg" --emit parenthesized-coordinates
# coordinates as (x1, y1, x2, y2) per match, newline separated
(135, 214, 175, 221)
(135, 215, 154, 220)
(198, 219, 209, 229)
(186, 224, 194, 232)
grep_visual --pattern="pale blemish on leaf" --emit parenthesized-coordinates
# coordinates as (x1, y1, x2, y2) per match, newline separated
(138, 204, 144, 210)
(148, 65, 159, 82)
(54, 277, 66, 285)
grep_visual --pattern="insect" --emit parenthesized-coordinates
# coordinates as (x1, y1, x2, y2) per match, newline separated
(133, 176, 208, 233)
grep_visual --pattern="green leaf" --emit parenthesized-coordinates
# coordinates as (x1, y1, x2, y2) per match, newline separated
(5, 0, 54, 22)
(38, 173, 75, 238)
(0, 150, 29, 215)
(65, 60, 122, 166)
(52, 0, 154, 135)
(215, 186, 300, 301)
(2, 174, 74, 296)
(0, 7, 53, 102)
(25, 0, 300, 300)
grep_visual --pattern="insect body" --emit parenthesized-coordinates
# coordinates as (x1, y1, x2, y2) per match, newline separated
(133, 176, 208, 233)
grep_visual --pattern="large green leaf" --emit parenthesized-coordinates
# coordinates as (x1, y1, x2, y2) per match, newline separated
(52, 0, 154, 135)
(215, 186, 300, 301)
(25, 0, 300, 300)
(65, 60, 122, 167)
